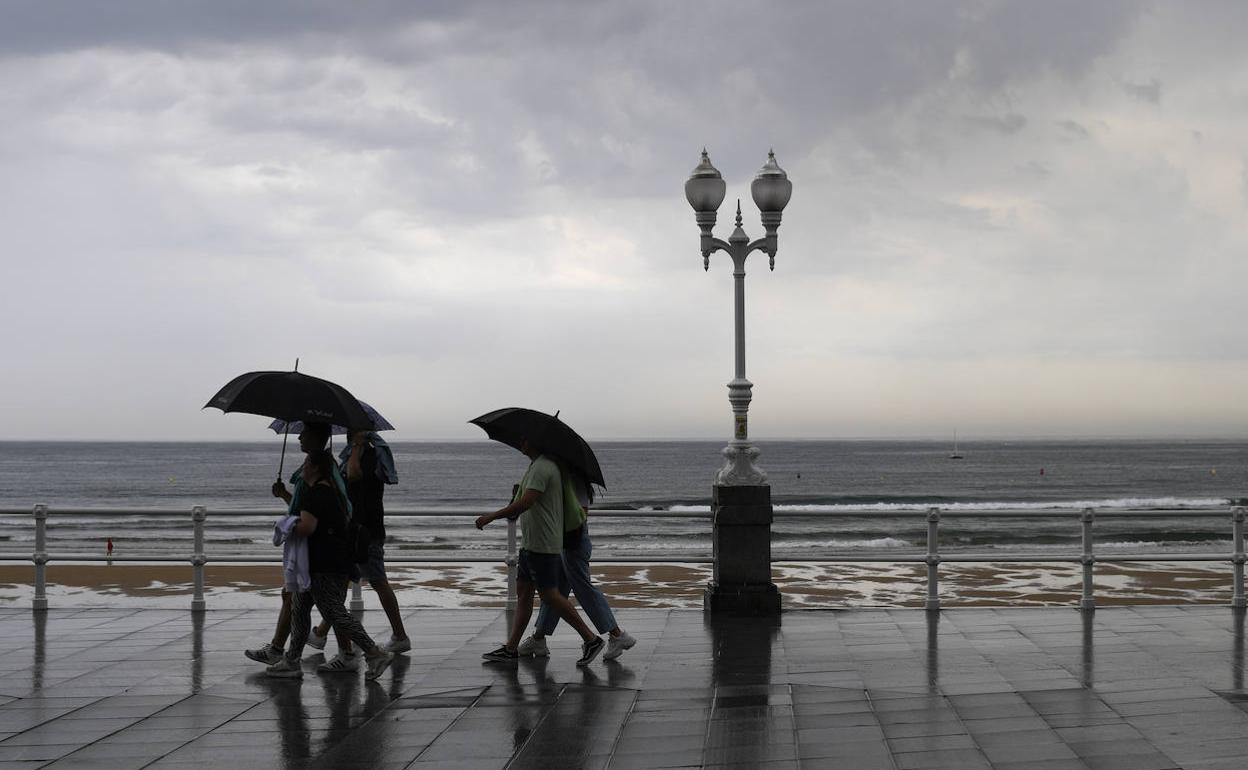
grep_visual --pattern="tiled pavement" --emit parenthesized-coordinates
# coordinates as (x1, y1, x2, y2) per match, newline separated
(0, 606, 1245, 769)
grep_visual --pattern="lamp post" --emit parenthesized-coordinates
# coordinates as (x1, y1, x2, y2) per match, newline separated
(685, 149, 792, 485)
(686, 148, 791, 616)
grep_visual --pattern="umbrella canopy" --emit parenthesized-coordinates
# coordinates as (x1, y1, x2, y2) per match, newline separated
(470, 407, 605, 487)
(268, 400, 394, 436)
(204, 370, 375, 430)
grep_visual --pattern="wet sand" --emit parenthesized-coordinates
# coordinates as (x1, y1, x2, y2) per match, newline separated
(0, 560, 1238, 609)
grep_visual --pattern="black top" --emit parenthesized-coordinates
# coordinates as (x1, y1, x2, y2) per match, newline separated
(302, 483, 351, 575)
(345, 445, 386, 541)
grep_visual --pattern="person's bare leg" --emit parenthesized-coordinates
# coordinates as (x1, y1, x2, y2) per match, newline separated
(506, 579, 536, 651)
(272, 591, 292, 648)
(538, 587, 596, 642)
(370, 578, 408, 641)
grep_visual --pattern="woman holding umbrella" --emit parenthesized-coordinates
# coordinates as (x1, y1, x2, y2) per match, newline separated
(266, 449, 393, 681)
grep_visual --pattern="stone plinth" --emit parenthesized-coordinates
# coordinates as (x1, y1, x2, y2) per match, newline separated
(703, 483, 781, 615)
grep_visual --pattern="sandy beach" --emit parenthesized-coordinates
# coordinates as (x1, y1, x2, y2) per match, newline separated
(0, 560, 1237, 610)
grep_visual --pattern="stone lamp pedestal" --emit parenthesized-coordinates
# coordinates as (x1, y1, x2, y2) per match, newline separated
(703, 484, 781, 616)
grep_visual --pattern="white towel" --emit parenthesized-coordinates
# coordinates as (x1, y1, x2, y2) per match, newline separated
(273, 514, 310, 593)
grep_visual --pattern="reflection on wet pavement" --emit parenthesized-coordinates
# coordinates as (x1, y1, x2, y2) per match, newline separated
(0, 606, 1245, 768)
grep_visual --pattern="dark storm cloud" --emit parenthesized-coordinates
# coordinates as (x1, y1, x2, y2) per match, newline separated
(3, 0, 1145, 204)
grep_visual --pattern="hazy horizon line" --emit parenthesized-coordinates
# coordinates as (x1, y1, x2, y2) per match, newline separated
(5, 434, 1248, 444)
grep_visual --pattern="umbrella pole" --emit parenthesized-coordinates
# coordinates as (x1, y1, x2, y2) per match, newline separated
(278, 424, 290, 481)
(278, 357, 299, 481)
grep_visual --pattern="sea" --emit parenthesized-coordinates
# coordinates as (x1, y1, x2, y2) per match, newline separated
(0, 439, 1245, 563)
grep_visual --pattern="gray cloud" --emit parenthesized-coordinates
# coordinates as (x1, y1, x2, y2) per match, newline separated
(1055, 119, 1089, 139)
(964, 112, 1028, 134)
(7, 1, 1248, 441)
(1121, 77, 1162, 104)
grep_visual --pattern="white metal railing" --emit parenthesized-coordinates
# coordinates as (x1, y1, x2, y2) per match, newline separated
(1, 504, 1245, 612)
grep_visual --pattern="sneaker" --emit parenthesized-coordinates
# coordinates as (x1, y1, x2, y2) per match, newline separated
(307, 627, 328, 650)
(602, 630, 636, 661)
(516, 634, 549, 658)
(577, 636, 605, 667)
(244, 643, 283, 665)
(365, 651, 393, 681)
(482, 644, 519, 663)
(384, 636, 411, 654)
(317, 652, 360, 673)
(265, 657, 303, 679)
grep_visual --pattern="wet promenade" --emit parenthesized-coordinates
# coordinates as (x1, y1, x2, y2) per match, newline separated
(0, 606, 1245, 769)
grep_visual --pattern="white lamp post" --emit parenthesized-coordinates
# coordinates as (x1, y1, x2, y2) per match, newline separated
(686, 149, 792, 485)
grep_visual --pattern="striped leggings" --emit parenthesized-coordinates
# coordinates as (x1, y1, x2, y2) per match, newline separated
(286, 572, 377, 662)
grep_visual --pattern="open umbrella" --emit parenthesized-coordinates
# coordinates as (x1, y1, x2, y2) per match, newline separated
(267, 401, 394, 436)
(204, 368, 374, 479)
(469, 407, 605, 487)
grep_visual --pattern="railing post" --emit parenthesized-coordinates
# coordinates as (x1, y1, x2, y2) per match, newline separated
(350, 578, 364, 612)
(32, 504, 48, 612)
(506, 517, 517, 610)
(1080, 507, 1096, 611)
(1232, 507, 1246, 609)
(925, 507, 940, 611)
(190, 506, 207, 612)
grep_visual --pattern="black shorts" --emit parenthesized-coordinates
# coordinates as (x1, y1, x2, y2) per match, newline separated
(516, 549, 561, 591)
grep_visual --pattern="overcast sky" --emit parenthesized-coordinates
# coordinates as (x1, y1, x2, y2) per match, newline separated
(4, 1, 1248, 442)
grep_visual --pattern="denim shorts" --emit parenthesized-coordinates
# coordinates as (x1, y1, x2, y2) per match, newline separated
(516, 549, 561, 591)
(355, 541, 387, 583)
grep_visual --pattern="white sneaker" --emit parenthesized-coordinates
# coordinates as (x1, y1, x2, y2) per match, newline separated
(307, 628, 328, 650)
(244, 642, 283, 665)
(603, 630, 636, 661)
(365, 651, 393, 681)
(516, 634, 549, 658)
(265, 657, 303, 679)
(384, 636, 411, 654)
(317, 652, 360, 673)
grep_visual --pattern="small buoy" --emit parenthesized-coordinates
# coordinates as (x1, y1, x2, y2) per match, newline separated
(1211, 468, 1217, 476)
(1039, 468, 1045, 476)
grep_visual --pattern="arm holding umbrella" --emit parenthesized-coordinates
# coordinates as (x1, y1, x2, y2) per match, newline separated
(272, 481, 293, 503)
(345, 432, 368, 483)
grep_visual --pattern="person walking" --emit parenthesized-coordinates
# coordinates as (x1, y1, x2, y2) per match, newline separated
(245, 422, 351, 666)
(306, 429, 409, 668)
(266, 449, 393, 680)
(516, 467, 635, 661)
(475, 437, 605, 666)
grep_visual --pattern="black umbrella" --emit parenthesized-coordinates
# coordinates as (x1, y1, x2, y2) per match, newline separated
(469, 407, 605, 487)
(205, 368, 375, 479)
(267, 400, 395, 436)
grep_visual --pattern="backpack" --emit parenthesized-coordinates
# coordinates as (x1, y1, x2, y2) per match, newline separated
(327, 488, 371, 564)
(558, 463, 588, 547)
(342, 517, 372, 564)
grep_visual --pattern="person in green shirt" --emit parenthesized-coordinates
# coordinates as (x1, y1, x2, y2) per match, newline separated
(475, 438, 605, 665)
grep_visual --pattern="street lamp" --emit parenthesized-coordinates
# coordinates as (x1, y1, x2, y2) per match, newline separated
(686, 149, 792, 486)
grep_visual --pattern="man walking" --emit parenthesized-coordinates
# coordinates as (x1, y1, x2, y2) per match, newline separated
(516, 467, 635, 661)
(475, 438, 605, 665)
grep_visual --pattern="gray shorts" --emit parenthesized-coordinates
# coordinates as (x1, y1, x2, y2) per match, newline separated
(356, 541, 387, 583)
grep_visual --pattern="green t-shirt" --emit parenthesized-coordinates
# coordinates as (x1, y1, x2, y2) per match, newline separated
(518, 455, 563, 554)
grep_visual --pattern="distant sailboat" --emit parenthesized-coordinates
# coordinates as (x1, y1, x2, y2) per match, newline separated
(949, 430, 963, 460)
